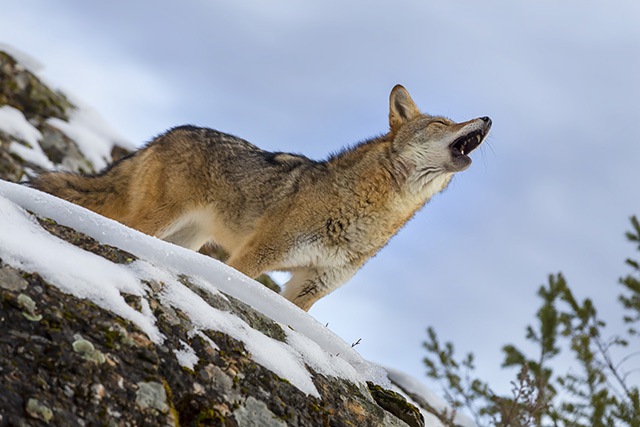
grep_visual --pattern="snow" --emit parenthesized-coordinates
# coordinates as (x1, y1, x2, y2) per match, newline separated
(47, 103, 135, 171)
(0, 105, 54, 170)
(0, 196, 162, 342)
(387, 367, 476, 427)
(8, 142, 55, 171)
(195, 330, 220, 351)
(0, 43, 44, 73)
(0, 105, 42, 146)
(0, 44, 135, 173)
(174, 340, 199, 370)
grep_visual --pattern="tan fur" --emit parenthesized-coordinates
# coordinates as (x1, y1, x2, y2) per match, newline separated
(30, 85, 491, 311)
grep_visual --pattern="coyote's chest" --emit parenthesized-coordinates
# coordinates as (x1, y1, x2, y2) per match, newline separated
(281, 203, 415, 272)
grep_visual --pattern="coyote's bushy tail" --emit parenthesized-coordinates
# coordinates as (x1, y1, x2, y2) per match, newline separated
(29, 169, 130, 220)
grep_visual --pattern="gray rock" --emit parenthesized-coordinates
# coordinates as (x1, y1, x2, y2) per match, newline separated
(234, 396, 288, 427)
(136, 381, 169, 413)
(0, 265, 28, 291)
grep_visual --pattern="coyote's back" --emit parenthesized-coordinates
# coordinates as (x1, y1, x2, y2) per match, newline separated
(31, 85, 491, 311)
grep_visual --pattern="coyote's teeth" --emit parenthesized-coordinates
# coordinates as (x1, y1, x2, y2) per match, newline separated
(450, 129, 485, 157)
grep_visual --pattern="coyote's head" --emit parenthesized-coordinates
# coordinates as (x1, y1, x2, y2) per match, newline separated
(388, 85, 491, 194)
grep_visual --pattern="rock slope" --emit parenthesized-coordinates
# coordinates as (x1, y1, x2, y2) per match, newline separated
(0, 47, 470, 427)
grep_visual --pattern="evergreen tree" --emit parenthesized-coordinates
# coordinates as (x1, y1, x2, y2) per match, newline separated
(423, 216, 640, 427)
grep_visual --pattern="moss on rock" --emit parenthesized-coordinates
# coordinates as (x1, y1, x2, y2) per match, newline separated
(36, 216, 136, 264)
(368, 381, 425, 427)
(0, 51, 73, 121)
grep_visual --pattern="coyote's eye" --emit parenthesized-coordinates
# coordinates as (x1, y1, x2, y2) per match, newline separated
(429, 119, 449, 128)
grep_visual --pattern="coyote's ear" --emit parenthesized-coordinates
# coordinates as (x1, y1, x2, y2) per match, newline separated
(389, 85, 421, 130)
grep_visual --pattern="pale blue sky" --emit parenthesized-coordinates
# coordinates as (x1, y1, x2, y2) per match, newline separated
(2, 0, 639, 395)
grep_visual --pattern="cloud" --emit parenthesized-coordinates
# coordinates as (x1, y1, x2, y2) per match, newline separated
(1, 0, 639, 394)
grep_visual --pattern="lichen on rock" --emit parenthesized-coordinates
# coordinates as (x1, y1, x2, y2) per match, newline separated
(0, 50, 73, 122)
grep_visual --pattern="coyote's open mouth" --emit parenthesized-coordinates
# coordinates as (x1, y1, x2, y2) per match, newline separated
(449, 130, 486, 157)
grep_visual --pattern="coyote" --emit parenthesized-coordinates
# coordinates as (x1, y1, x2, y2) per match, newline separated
(31, 85, 491, 311)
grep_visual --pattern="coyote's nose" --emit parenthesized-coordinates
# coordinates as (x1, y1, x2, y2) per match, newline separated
(480, 116, 491, 124)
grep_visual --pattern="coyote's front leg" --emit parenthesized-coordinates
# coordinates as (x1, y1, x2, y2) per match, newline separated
(281, 268, 356, 311)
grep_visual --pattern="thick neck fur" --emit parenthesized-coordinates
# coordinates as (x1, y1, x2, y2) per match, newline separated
(326, 135, 400, 193)
(325, 132, 451, 208)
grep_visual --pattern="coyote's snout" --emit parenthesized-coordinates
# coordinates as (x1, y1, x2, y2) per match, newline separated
(31, 85, 491, 311)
